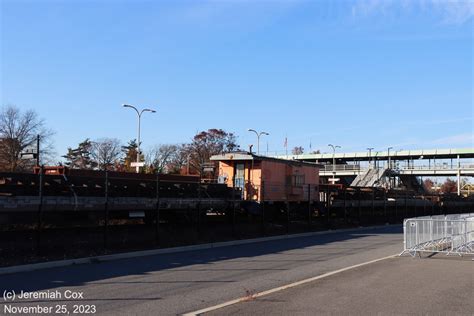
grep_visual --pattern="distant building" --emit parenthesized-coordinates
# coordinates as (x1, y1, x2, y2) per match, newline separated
(210, 151, 321, 203)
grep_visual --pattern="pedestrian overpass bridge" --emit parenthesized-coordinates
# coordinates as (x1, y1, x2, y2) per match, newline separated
(280, 148, 474, 164)
(278, 148, 474, 194)
(318, 164, 474, 177)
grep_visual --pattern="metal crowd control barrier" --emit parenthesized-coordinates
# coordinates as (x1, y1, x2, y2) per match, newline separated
(401, 214, 474, 257)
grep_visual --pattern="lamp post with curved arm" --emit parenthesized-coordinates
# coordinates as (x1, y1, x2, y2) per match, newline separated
(247, 129, 269, 155)
(367, 147, 374, 168)
(123, 104, 156, 173)
(328, 144, 341, 183)
(387, 147, 393, 169)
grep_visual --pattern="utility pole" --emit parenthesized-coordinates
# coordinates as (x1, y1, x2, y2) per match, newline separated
(36, 135, 40, 167)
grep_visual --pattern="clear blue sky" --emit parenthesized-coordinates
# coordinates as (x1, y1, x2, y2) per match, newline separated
(1, 0, 473, 160)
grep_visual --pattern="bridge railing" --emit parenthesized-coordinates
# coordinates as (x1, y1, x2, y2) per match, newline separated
(323, 165, 361, 172)
(321, 163, 474, 173)
(399, 164, 474, 170)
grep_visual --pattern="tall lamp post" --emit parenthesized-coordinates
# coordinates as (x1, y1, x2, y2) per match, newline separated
(328, 144, 341, 183)
(387, 147, 393, 169)
(123, 104, 156, 173)
(248, 129, 269, 155)
(367, 147, 374, 168)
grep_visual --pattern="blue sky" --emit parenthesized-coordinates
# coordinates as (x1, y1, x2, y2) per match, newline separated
(1, 0, 473, 159)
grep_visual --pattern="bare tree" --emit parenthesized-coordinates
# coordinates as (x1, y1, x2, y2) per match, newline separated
(146, 144, 179, 173)
(292, 146, 304, 155)
(168, 144, 189, 174)
(0, 105, 54, 171)
(423, 178, 435, 192)
(144, 144, 189, 174)
(91, 138, 122, 171)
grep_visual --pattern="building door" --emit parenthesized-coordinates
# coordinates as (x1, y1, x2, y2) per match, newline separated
(234, 163, 245, 189)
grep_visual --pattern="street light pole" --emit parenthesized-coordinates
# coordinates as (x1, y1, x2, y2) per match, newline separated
(123, 104, 156, 173)
(328, 144, 341, 183)
(367, 147, 374, 169)
(387, 147, 393, 169)
(248, 129, 269, 155)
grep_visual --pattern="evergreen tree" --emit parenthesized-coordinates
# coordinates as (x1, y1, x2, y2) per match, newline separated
(120, 139, 141, 172)
(63, 138, 96, 169)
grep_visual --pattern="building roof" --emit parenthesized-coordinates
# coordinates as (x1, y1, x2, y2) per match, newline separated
(210, 151, 322, 168)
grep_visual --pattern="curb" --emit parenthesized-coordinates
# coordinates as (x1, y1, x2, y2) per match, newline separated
(0, 224, 400, 276)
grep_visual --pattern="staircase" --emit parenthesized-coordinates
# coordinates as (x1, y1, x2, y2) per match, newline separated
(351, 168, 386, 187)
(399, 175, 425, 193)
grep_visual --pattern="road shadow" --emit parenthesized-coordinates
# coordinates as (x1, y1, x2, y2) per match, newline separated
(0, 225, 402, 293)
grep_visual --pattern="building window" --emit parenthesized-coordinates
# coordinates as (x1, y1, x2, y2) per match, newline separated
(292, 175, 305, 186)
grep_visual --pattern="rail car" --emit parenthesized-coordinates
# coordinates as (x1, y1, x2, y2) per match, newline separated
(3, 162, 468, 228)
(0, 152, 334, 227)
(0, 166, 239, 226)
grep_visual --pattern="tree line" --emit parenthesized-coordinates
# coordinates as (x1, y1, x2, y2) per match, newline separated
(0, 105, 466, 193)
(0, 105, 239, 175)
(61, 129, 239, 175)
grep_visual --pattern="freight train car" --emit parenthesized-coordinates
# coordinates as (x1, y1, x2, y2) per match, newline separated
(0, 166, 238, 226)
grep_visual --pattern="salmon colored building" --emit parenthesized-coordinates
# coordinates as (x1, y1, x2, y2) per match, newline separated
(210, 152, 321, 203)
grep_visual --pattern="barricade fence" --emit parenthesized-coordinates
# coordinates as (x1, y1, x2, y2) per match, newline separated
(401, 214, 474, 257)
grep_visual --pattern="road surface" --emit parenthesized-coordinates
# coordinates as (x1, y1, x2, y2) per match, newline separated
(207, 255, 473, 315)
(0, 226, 402, 315)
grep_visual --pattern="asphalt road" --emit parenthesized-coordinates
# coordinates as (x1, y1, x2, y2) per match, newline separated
(208, 256, 474, 316)
(0, 226, 402, 315)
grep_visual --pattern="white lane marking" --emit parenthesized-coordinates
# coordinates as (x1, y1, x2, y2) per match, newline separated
(182, 254, 397, 316)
